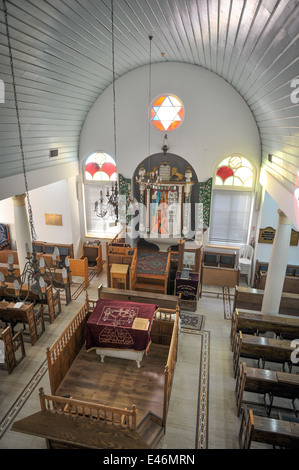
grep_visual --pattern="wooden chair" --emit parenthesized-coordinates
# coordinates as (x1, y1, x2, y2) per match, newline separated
(0, 325, 26, 374)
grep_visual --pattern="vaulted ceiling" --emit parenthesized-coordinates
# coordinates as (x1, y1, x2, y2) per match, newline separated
(0, 0, 298, 195)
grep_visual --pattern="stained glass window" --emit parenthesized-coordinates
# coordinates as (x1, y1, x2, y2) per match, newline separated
(83, 151, 118, 237)
(84, 152, 117, 182)
(215, 155, 254, 188)
(210, 155, 256, 245)
(150, 94, 184, 131)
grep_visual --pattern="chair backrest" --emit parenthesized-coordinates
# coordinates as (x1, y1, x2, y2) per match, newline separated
(239, 245, 254, 260)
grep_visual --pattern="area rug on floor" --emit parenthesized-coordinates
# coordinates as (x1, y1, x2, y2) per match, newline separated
(180, 312, 205, 332)
(222, 286, 233, 320)
(196, 330, 210, 449)
(137, 251, 168, 275)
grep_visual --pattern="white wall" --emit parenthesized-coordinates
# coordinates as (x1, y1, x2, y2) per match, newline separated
(256, 190, 299, 265)
(79, 62, 261, 251)
(79, 62, 261, 181)
(0, 179, 77, 251)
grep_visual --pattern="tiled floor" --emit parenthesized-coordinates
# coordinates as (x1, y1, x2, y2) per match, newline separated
(0, 267, 291, 450)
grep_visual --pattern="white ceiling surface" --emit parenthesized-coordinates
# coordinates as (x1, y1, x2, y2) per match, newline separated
(0, 0, 298, 195)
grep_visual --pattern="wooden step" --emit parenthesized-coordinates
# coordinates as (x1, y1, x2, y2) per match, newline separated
(137, 412, 164, 448)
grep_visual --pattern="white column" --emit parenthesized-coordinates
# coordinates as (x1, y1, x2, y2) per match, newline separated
(12, 194, 32, 273)
(261, 209, 292, 315)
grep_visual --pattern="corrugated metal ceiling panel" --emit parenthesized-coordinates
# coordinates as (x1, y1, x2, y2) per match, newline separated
(0, 0, 298, 194)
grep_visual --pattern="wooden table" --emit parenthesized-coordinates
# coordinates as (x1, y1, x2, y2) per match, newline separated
(110, 264, 129, 289)
(0, 301, 45, 345)
(11, 410, 150, 449)
(236, 363, 299, 416)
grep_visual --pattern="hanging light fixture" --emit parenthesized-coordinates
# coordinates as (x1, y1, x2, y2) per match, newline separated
(0, 0, 70, 301)
(94, 0, 119, 224)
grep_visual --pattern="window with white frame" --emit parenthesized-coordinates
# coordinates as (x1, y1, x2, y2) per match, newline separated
(83, 151, 119, 237)
(209, 155, 255, 245)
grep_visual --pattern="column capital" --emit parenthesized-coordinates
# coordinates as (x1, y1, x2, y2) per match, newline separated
(12, 194, 26, 207)
(277, 209, 292, 225)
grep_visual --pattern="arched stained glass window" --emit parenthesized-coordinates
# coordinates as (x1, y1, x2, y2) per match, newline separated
(210, 154, 256, 245)
(83, 151, 118, 237)
(215, 155, 254, 189)
(150, 94, 184, 131)
(84, 152, 117, 182)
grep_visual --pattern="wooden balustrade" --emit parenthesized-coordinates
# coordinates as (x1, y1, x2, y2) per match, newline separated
(162, 306, 179, 427)
(129, 248, 138, 290)
(46, 299, 91, 394)
(39, 388, 137, 429)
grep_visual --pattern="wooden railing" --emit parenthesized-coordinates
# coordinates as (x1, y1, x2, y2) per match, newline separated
(46, 299, 91, 394)
(162, 306, 179, 427)
(129, 248, 138, 290)
(164, 251, 171, 294)
(38, 388, 137, 429)
(0, 326, 26, 374)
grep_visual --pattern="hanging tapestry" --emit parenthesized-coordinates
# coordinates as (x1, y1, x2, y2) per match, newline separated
(198, 178, 212, 227)
(151, 190, 169, 234)
(119, 174, 132, 225)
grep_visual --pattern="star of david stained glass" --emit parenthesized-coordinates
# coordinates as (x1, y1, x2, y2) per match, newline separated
(150, 94, 184, 131)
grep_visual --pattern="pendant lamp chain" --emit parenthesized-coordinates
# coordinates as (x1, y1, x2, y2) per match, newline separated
(148, 35, 153, 158)
(111, 0, 117, 165)
(3, 0, 37, 241)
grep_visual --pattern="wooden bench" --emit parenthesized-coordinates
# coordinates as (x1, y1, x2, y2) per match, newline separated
(234, 285, 299, 317)
(239, 406, 299, 449)
(80, 242, 102, 275)
(32, 241, 74, 261)
(69, 257, 89, 289)
(0, 301, 45, 346)
(98, 284, 181, 310)
(202, 266, 240, 288)
(0, 325, 26, 374)
(254, 260, 299, 294)
(235, 362, 299, 417)
(231, 309, 299, 348)
(0, 284, 61, 324)
(0, 250, 20, 279)
(232, 331, 297, 376)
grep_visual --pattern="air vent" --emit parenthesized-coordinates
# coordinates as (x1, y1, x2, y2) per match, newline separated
(49, 148, 59, 158)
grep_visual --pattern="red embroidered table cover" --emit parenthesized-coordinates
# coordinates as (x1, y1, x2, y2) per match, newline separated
(84, 299, 157, 354)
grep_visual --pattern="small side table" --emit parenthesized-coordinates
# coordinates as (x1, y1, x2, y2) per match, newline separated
(110, 264, 129, 290)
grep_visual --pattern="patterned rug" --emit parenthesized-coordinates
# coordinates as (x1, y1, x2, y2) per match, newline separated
(180, 312, 205, 332)
(196, 330, 210, 449)
(137, 251, 168, 275)
(222, 286, 232, 320)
